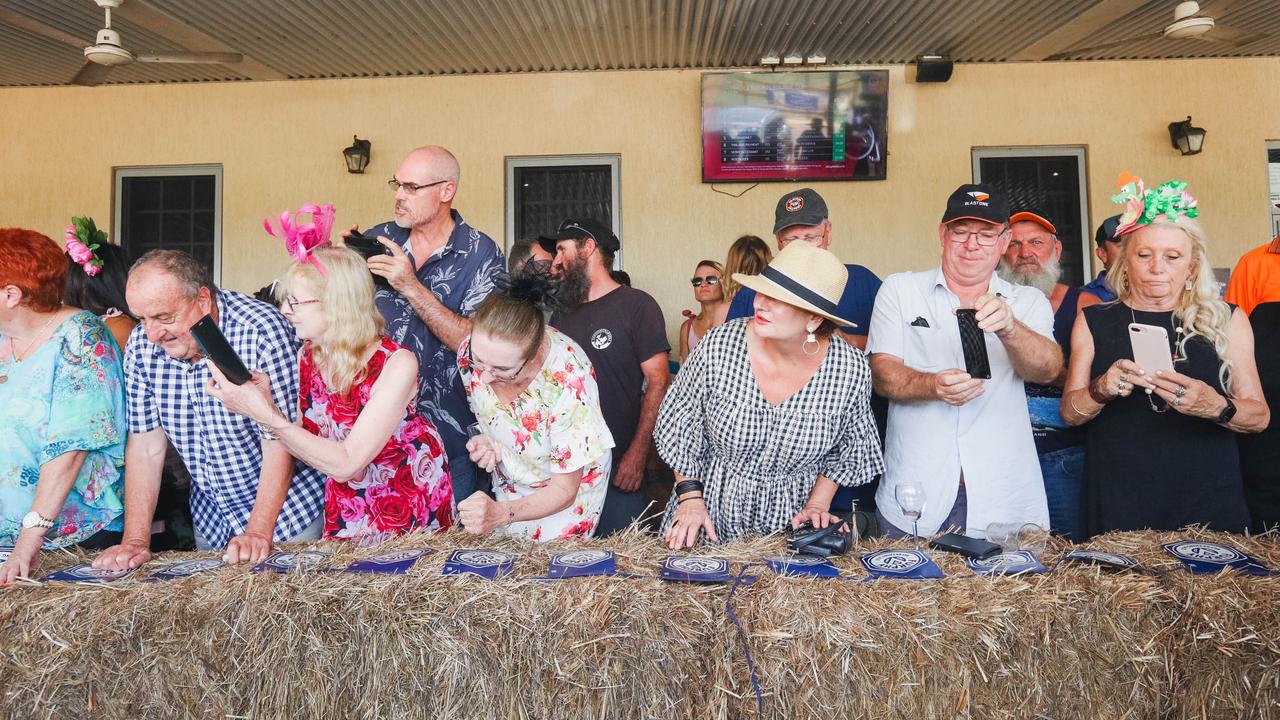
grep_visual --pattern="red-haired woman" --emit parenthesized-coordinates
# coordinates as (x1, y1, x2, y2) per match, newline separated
(0, 228, 126, 584)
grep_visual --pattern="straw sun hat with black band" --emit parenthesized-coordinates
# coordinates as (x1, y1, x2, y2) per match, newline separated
(733, 242, 857, 328)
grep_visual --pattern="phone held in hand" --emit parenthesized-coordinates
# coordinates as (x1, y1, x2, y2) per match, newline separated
(189, 315, 253, 385)
(344, 229, 393, 287)
(929, 532, 1001, 560)
(955, 308, 991, 379)
(1128, 323, 1176, 375)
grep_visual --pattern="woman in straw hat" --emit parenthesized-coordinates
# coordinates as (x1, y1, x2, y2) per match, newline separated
(656, 242, 884, 548)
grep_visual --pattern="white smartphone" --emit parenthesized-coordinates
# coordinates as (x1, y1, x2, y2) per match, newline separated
(1128, 323, 1176, 375)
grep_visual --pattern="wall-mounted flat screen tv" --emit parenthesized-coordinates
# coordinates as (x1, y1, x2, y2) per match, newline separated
(701, 70, 888, 183)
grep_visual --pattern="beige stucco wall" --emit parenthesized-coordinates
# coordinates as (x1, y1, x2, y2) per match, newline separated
(3, 57, 1278, 343)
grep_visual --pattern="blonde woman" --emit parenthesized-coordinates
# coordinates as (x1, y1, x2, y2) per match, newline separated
(720, 235, 771, 309)
(206, 246, 453, 541)
(678, 260, 727, 362)
(1062, 179, 1269, 538)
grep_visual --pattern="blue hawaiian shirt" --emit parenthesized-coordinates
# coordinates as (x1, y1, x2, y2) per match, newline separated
(368, 210, 504, 470)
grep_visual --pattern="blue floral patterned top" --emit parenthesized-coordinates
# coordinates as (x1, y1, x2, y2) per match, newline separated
(0, 311, 126, 547)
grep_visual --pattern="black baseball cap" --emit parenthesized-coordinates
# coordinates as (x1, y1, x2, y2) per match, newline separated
(941, 183, 1008, 226)
(1094, 215, 1122, 246)
(556, 218, 620, 251)
(773, 188, 829, 233)
(535, 233, 559, 255)
(1009, 207, 1056, 234)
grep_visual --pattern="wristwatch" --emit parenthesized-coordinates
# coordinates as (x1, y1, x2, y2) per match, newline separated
(1215, 397, 1238, 425)
(21, 511, 54, 530)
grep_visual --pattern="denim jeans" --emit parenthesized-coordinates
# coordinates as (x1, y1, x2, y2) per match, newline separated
(1039, 445, 1084, 542)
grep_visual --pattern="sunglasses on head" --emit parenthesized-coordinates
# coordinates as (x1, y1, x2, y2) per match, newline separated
(690, 276, 720, 287)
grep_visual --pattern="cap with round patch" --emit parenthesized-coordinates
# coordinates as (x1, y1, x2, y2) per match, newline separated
(773, 188, 828, 233)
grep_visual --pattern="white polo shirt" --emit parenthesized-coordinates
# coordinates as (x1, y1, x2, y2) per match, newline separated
(868, 268, 1052, 537)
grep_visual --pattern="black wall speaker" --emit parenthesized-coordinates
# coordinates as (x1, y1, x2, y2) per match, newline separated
(914, 55, 954, 83)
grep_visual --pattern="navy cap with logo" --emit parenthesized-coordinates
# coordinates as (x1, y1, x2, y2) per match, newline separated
(773, 188, 829, 233)
(556, 218, 620, 252)
(1094, 215, 1122, 246)
(1009, 207, 1057, 234)
(941, 183, 1009, 226)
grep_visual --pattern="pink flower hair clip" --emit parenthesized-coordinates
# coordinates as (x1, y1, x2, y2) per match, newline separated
(264, 203, 335, 276)
(64, 216, 108, 277)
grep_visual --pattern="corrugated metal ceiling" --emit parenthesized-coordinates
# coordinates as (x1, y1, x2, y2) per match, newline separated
(0, 0, 1277, 87)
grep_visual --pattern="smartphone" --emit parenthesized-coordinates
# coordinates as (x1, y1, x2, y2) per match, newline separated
(929, 532, 1001, 560)
(1128, 323, 1176, 375)
(344, 230, 393, 287)
(189, 315, 253, 385)
(955, 308, 992, 379)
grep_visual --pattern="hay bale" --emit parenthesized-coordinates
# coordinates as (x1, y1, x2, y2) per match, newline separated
(0, 529, 1276, 719)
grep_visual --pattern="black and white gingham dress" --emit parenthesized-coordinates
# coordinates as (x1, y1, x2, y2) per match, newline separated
(656, 319, 884, 541)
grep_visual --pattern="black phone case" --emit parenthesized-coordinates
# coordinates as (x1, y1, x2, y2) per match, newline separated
(929, 532, 1001, 560)
(955, 309, 992, 379)
(344, 231, 392, 287)
(189, 315, 253, 385)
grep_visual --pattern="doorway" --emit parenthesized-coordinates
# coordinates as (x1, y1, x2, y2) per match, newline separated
(972, 147, 1089, 286)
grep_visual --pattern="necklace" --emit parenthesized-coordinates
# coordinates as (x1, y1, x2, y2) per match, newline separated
(0, 311, 62, 384)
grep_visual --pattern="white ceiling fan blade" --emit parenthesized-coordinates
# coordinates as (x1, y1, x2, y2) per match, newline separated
(1200, 25, 1265, 46)
(70, 61, 114, 86)
(1046, 32, 1163, 60)
(134, 52, 243, 64)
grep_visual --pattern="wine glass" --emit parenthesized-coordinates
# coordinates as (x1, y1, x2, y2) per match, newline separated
(895, 482, 925, 544)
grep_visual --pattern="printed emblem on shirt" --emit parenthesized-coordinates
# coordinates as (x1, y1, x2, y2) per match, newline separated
(591, 328, 613, 350)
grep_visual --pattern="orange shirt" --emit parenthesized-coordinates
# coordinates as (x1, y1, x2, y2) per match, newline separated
(1224, 239, 1280, 315)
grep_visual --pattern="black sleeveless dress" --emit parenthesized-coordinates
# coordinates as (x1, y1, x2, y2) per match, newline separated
(1081, 302, 1250, 538)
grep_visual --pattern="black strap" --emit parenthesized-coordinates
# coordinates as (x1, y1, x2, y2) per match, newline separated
(760, 265, 840, 317)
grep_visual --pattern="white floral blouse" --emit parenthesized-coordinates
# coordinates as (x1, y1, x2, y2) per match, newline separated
(458, 327, 615, 541)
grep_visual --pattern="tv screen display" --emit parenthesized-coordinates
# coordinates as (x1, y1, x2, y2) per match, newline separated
(701, 70, 888, 183)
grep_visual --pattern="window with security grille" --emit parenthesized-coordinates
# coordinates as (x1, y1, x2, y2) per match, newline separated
(115, 165, 222, 281)
(506, 155, 621, 267)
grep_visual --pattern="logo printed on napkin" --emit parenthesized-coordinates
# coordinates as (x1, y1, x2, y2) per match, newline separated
(767, 554, 841, 578)
(660, 556, 733, 582)
(548, 550, 616, 578)
(250, 551, 330, 574)
(45, 563, 136, 584)
(967, 550, 1048, 576)
(1162, 541, 1275, 576)
(0, 547, 11, 565)
(1060, 550, 1143, 572)
(149, 558, 226, 581)
(442, 549, 515, 579)
(860, 549, 945, 579)
(347, 548, 431, 575)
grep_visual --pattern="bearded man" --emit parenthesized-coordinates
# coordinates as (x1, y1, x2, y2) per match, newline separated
(997, 208, 1100, 541)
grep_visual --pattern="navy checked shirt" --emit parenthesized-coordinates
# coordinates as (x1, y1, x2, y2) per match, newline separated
(124, 290, 325, 549)
(368, 210, 503, 465)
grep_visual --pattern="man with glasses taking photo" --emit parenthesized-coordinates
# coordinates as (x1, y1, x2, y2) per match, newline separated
(354, 145, 504, 503)
(867, 184, 1062, 540)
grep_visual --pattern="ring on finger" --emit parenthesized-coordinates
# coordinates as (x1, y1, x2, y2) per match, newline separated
(1175, 385, 1187, 398)
(1173, 395, 1182, 407)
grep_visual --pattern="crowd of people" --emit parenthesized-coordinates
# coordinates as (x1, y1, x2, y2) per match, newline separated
(0, 143, 1276, 583)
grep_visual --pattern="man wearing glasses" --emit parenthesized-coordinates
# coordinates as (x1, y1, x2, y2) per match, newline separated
(356, 145, 503, 503)
(724, 188, 881, 351)
(867, 184, 1062, 540)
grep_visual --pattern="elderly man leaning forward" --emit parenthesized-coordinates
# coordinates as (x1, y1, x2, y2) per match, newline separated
(868, 184, 1063, 539)
(997, 208, 1100, 541)
(355, 145, 504, 504)
(95, 251, 325, 570)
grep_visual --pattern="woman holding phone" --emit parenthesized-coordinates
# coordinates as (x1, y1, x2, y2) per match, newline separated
(206, 238, 453, 542)
(1061, 179, 1269, 539)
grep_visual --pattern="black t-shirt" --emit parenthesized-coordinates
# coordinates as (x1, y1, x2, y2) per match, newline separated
(551, 286, 670, 458)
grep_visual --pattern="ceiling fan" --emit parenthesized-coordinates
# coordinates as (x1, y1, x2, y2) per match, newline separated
(72, 0, 242, 85)
(1049, 0, 1264, 60)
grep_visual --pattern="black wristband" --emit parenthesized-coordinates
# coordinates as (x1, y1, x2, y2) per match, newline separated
(674, 480, 704, 496)
(677, 494, 704, 505)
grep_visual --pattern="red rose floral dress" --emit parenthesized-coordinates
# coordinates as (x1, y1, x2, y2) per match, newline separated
(458, 327, 614, 541)
(299, 338, 453, 541)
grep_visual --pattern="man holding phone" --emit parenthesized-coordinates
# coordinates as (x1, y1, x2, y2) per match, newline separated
(94, 251, 324, 570)
(867, 184, 1062, 539)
